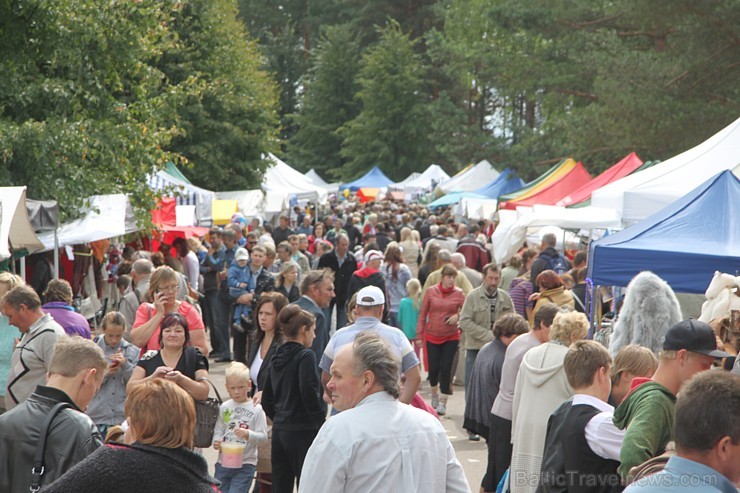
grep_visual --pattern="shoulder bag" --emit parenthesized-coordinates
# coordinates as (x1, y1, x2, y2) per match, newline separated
(194, 378, 222, 448)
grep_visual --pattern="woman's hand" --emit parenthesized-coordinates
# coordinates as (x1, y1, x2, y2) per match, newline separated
(152, 366, 174, 380)
(164, 369, 184, 384)
(252, 390, 263, 405)
(528, 292, 541, 302)
(153, 291, 168, 315)
(445, 314, 459, 325)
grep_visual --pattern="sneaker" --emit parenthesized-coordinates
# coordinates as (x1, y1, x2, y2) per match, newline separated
(232, 322, 245, 334)
(431, 393, 439, 410)
(468, 431, 481, 441)
(436, 401, 446, 416)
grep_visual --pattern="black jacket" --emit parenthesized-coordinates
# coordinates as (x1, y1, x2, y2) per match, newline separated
(42, 442, 219, 493)
(317, 250, 358, 305)
(247, 336, 280, 392)
(253, 267, 276, 301)
(347, 267, 390, 322)
(530, 247, 572, 292)
(0, 386, 102, 492)
(294, 296, 328, 365)
(261, 342, 325, 431)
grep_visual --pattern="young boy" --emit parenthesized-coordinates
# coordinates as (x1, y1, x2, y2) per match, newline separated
(228, 248, 255, 333)
(213, 362, 268, 493)
(538, 340, 624, 493)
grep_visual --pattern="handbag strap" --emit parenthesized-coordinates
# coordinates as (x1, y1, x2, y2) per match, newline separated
(31, 402, 73, 492)
(198, 377, 223, 404)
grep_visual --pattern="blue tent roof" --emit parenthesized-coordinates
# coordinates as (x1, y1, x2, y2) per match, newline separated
(339, 166, 394, 192)
(428, 191, 488, 208)
(474, 168, 526, 199)
(588, 170, 740, 293)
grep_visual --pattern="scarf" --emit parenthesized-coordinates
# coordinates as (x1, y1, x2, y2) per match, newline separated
(438, 282, 456, 296)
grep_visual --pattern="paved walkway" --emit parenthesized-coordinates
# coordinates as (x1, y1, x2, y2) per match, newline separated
(202, 359, 487, 491)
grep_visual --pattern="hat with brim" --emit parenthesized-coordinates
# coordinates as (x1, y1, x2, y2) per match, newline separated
(356, 286, 385, 306)
(662, 319, 733, 358)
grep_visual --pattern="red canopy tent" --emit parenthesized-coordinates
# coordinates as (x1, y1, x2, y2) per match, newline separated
(499, 162, 592, 210)
(556, 152, 644, 207)
(151, 198, 209, 248)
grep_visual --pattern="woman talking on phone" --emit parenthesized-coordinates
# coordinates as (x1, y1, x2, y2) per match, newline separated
(130, 266, 209, 357)
(128, 312, 209, 401)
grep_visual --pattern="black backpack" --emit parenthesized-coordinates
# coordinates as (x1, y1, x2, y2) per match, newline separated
(545, 253, 569, 276)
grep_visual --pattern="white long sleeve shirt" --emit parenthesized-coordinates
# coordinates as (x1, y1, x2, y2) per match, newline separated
(299, 392, 470, 493)
(213, 399, 268, 465)
(573, 394, 625, 461)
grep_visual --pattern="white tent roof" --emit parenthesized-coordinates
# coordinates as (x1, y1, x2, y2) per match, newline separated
(215, 190, 265, 219)
(37, 194, 139, 250)
(439, 160, 500, 193)
(491, 205, 621, 265)
(0, 187, 44, 260)
(591, 116, 740, 226)
(304, 169, 328, 186)
(148, 170, 215, 226)
(402, 164, 451, 190)
(263, 154, 329, 204)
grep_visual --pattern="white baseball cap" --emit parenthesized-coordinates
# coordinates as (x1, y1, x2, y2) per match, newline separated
(356, 286, 385, 306)
(235, 248, 250, 261)
(364, 250, 384, 263)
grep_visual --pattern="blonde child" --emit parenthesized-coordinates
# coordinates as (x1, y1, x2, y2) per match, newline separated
(213, 362, 268, 493)
(86, 311, 140, 438)
(398, 279, 422, 360)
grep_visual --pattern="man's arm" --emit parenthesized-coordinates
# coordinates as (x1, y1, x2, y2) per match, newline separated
(617, 398, 672, 480)
(399, 364, 421, 405)
(459, 295, 491, 345)
(445, 437, 472, 493)
(585, 412, 625, 462)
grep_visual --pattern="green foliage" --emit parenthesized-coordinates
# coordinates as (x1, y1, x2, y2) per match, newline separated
(338, 22, 432, 181)
(288, 24, 361, 174)
(0, 0, 186, 222)
(160, 0, 280, 191)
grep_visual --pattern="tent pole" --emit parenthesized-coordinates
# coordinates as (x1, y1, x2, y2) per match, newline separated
(20, 256, 26, 282)
(53, 229, 60, 279)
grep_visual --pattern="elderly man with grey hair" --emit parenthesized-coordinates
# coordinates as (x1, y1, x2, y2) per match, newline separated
(118, 258, 153, 335)
(300, 332, 470, 493)
(451, 252, 483, 289)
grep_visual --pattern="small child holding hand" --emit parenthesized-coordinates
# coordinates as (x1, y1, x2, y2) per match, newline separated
(213, 362, 268, 492)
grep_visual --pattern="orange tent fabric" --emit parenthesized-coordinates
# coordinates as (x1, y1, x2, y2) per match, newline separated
(499, 162, 592, 210)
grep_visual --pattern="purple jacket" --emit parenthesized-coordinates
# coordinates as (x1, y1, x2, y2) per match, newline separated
(42, 302, 91, 338)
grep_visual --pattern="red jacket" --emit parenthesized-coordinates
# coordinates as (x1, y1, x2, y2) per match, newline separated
(456, 236, 490, 272)
(417, 284, 465, 340)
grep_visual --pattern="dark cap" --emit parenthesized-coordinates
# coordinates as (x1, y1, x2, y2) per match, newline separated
(662, 319, 733, 358)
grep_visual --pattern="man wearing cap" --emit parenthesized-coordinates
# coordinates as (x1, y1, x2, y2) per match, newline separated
(613, 319, 731, 482)
(320, 286, 421, 405)
(346, 250, 389, 323)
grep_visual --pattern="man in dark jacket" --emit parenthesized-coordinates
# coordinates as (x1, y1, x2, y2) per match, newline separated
(318, 233, 357, 330)
(272, 214, 295, 246)
(529, 233, 571, 292)
(0, 337, 105, 492)
(374, 223, 392, 252)
(293, 269, 335, 367)
(346, 250, 389, 323)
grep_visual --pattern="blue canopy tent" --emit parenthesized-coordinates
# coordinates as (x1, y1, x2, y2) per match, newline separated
(339, 166, 394, 192)
(588, 170, 740, 293)
(428, 191, 487, 208)
(474, 168, 526, 199)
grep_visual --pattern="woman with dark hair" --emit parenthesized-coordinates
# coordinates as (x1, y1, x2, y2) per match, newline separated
(417, 264, 465, 416)
(307, 222, 326, 255)
(531, 270, 575, 322)
(381, 243, 412, 328)
(44, 379, 219, 493)
(128, 312, 209, 401)
(417, 242, 441, 287)
(262, 306, 324, 493)
(248, 292, 289, 401)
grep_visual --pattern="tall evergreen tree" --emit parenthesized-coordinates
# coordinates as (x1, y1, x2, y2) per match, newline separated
(288, 25, 361, 174)
(339, 22, 432, 181)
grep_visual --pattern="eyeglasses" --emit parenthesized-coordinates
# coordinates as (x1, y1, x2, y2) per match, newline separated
(157, 284, 179, 293)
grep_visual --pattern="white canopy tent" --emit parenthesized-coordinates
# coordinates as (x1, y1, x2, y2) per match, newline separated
(591, 116, 740, 226)
(303, 168, 340, 196)
(215, 190, 265, 219)
(400, 164, 451, 199)
(438, 160, 500, 194)
(0, 187, 45, 260)
(148, 170, 216, 226)
(491, 205, 621, 265)
(456, 197, 498, 221)
(263, 154, 329, 204)
(37, 194, 139, 251)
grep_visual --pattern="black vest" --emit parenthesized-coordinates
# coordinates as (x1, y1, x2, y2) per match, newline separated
(538, 401, 623, 493)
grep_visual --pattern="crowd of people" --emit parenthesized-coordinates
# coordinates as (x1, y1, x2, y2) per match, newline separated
(0, 197, 738, 493)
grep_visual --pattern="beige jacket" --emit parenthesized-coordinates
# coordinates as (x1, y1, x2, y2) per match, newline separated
(459, 284, 514, 350)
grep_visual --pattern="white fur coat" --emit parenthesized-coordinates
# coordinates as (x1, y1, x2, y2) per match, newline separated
(609, 271, 682, 357)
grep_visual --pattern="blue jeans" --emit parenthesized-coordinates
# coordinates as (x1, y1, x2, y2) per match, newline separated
(465, 349, 479, 393)
(215, 462, 255, 493)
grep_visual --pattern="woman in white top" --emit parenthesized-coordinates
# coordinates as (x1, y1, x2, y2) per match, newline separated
(399, 227, 421, 277)
(247, 292, 289, 403)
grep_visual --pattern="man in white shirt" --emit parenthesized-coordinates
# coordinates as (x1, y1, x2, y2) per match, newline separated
(299, 332, 470, 493)
(538, 340, 624, 493)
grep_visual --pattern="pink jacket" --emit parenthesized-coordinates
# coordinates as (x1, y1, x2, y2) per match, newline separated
(417, 284, 465, 339)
